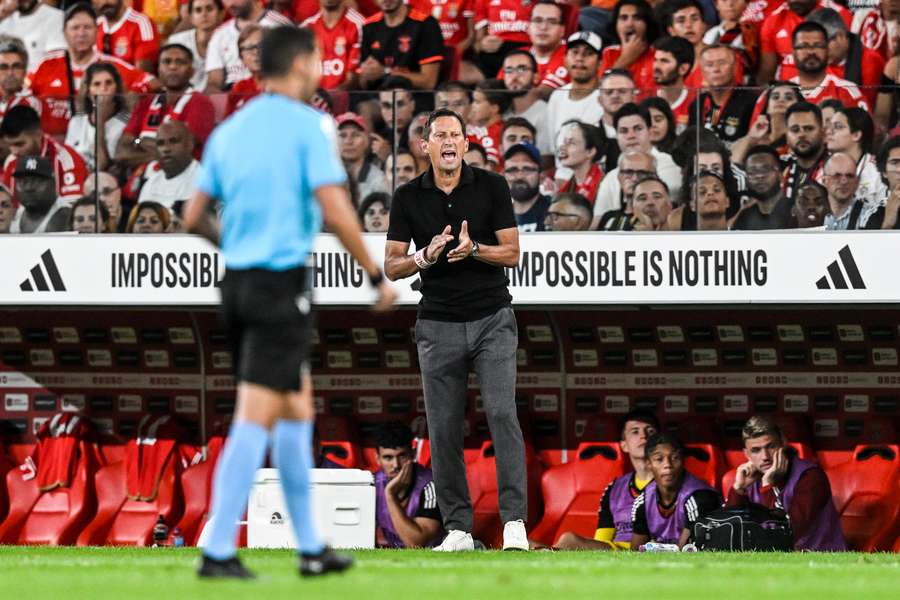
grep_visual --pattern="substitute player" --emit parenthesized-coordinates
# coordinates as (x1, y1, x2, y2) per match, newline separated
(184, 25, 396, 579)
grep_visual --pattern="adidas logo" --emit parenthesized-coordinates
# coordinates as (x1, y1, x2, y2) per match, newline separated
(20, 250, 66, 292)
(815, 245, 865, 290)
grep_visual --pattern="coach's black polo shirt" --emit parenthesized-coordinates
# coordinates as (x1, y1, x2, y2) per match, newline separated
(387, 163, 517, 322)
(361, 9, 445, 77)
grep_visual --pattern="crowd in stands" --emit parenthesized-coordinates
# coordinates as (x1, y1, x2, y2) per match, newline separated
(0, 0, 900, 234)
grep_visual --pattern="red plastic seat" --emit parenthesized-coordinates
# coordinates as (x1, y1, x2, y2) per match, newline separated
(828, 445, 900, 551)
(529, 442, 625, 546)
(0, 446, 10, 523)
(175, 436, 225, 546)
(683, 443, 726, 489)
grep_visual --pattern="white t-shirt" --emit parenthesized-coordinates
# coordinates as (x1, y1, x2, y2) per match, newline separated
(856, 153, 887, 209)
(545, 85, 603, 155)
(138, 159, 200, 208)
(592, 147, 683, 219)
(205, 12, 291, 86)
(167, 29, 208, 91)
(65, 112, 127, 171)
(0, 4, 67, 72)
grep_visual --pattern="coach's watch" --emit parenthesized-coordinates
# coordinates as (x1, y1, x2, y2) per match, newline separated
(470, 240, 479, 258)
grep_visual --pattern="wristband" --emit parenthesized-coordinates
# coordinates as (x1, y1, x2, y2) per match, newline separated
(368, 269, 384, 287)
(414, 248, 436, 270)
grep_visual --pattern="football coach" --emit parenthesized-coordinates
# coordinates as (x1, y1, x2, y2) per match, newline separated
(384, 108, 529, 551)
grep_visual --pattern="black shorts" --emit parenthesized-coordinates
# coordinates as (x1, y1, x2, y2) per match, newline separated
(219, 266, 314, 392)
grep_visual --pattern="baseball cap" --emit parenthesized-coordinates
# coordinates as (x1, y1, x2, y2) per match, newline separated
(503, 142, 541, 165)
(566, 31, 603, 54)
(335, 112, 368, 132)
(14, 156, 53, 179)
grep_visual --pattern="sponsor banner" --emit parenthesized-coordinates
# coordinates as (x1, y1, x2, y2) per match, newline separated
(1, 232, 898, 305)
(566, 372, 900, 389)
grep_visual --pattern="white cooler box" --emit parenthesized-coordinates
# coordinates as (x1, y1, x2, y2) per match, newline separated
(247, 468, 375, 549)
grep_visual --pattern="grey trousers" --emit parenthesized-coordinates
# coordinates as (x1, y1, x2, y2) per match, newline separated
(415, 306, 527, 532)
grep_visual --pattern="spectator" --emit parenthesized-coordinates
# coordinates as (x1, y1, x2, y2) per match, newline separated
(758, 0, 851, 85)
(866, 137, 900, 230)
(116, 43, 215, 167)
(337, 112, 388, 202)
(28, 3, 155, 137)
(370, 125, 393, 165)
(631, 175, 672, 231)
(599, 0, 659, 96)
(384, 148, 418, 190)
(826, 107, 884, 209)
(629, 432, 721, 549)
(0, 37, 41, 121)
(662, 0, 707, 87)
(358, 191, 390, 232)
(594, 102, 681, 228)
(0, 183, 12, 233)
(471, 0, 531, 79)
(501, 50, 551, 155)
(782, 101, 827, 202)
(652, 36, 694, 135)
(500, 117, 536, 155)
(359, 0, 443, 90)
(688, 45, 755, 147)
(8, 155, 70, 233)
(435, 81, 472, 122)
(503, 142, 550, 231)
(65, 63, 128, 172)
(406, 111, 429, 169)
(204, 0, 291, 92)
(792, 180, 829, 228)
(673, 134, 744, 229)
(735, 81, 802, 164)
(467, 79, 509, 165)
(668, 170, 730, 231)
(301, 0, 364, 91)
(137, 120, 199, 208)
(527, 1, 569, 91)
(876, 53, 900, 132)
(167, 0, 225, 92)
(379, 82, 415, 147)
(597, 150, 655, 231)
(69, 194, 112, 233)
(555, 409, 659, 550)
(556, 120, 604, 207)
(543, 191, 592, 231)
(0, 0, 66, 72)
(95, 0, 160, 72)
(373, 421, 443, 549)
(125, 199, 170, 233)
(786, 22, 869, 111)
(546, 32, 603, 161)
(732, 145, 793, 230)
(598, 68, 637, 140)
(463, 141, 489, 169)
(225, 24, 263, 116)
(83, 170, 128, 232)
(822, 152, 875, 230)
(0, 105, 86, 201)
(639, 97, 676, 154)
(409, 0, 475, 62)
(702, 0, 758, 74)
(727, 416, 847, 551)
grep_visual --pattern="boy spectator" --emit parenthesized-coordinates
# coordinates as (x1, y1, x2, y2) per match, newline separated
(503, 142, 549, 231)
(599, 0, 659, 96)
(337, 112, 387, 202)
(467, 79, 509, 165)
(787, 22, 868, 112)
(500, 117, 536, 155)
(652, 36, 694, 135)
(8, 155, 69, 233)
(0, 37, 41, 120)
(662, 0, 707, 86)
(542, 192, 592, 231)
(822, 152, 875, 230)
(374, 421, 443, 549)
(728, 416, 847, 551)
(782, 101, 827, 202)
(136, 120, 199, 209)
(732, 145, 793, 230)
(95, 0, 160, 72)
(0, 0, 66, 71)
(301, 0, 364, 91)
(688, 45, 755, 146)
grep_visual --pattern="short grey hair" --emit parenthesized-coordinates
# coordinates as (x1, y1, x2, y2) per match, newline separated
(617, 149, 656, 169)
(807, 8, 848, 38)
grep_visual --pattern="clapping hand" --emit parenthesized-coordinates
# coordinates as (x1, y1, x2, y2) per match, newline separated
(447, 220, 473, 263)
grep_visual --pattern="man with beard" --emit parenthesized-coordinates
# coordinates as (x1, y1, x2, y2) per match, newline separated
(732, 145, 793, 230)
(204, 0, 291, 92)
(503, 142, 549, 232)
(631, 175, 672, 231)
(652, 36, 694, 135)
(501, 51, 551, 157)
(137, 120, 199, 208)
(95, 0, 160, 72)
(787, 22, 868, 111)
(792, 181, 829, 228)
(596, 150, 655, 231)
(688, 45, 755, 147)
(822, 152, 876, 229)
(782, 101, 827, 202)
(0, 38, 42, 121)
(543, 192, 592, 231)
(8, 156, 69, 233)
(0, 0, 65, 71)
(117, 43, 215, 167)
(865, 136, 900, 229)
(546, 32, 603, 162)
(300, 0, 364, 91)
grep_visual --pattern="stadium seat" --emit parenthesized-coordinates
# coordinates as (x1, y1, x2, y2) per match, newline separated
(175, 436, 225, 546)
(0, 446, 10, 523)
(683, 443, 726, 489)
(466, 440, 544, 549)
(529, 442, 625, 546)
(828, 445, 900, 551)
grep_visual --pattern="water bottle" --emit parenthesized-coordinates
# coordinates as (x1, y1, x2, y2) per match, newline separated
(640, 542, 680, 552)
(171, 526, 184, 548)
(152, 515, 169, 547)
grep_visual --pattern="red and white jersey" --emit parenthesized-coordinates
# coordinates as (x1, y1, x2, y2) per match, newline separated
(475, 0, 531, 44)
(467, 120, 503, 164)
(760, 1, 852, 61)
(852, 9, 889, 59)
(535, 45, 569, 89)
(97, 7, 160, 67)
(777, 48, 884, 107)
(789, 73, 869, 111)
(410, 0, 475, 46)
(0, 92, 42, 121)
(28, 50, 154, 135)
(663, 87, 696, 135)
(125, 89, 216, 158)
(3, 135, 87, 201)
(225, 76, 263, 116)
(740, 0, 781, 25)
(206, 12, 293, 86)
(600, 45, 656, 97)
(301, 8, 364, 90)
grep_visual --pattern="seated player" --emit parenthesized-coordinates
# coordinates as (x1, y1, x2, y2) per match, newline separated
(630, 432, 721, 549)
(374, 421, 444, 548)
(555, 409, 659, 550)
(727, 416, 847, 551)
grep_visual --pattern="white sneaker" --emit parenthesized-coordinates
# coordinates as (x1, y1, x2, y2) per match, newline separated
(502, 520, 529, 551)
(433, 530, 475, 552)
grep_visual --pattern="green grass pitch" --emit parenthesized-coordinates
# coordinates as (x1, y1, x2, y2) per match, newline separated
(0, 547, 897, 599)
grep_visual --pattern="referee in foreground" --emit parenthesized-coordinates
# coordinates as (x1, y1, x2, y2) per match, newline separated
(184, 26, 396, 579)
(384, 109, 528, 551)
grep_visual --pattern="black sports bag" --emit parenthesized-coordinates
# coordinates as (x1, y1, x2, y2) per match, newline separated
(693, 504, 794, 551)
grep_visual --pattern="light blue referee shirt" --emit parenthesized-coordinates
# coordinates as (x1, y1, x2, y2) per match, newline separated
(196, 93, 347, 270)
